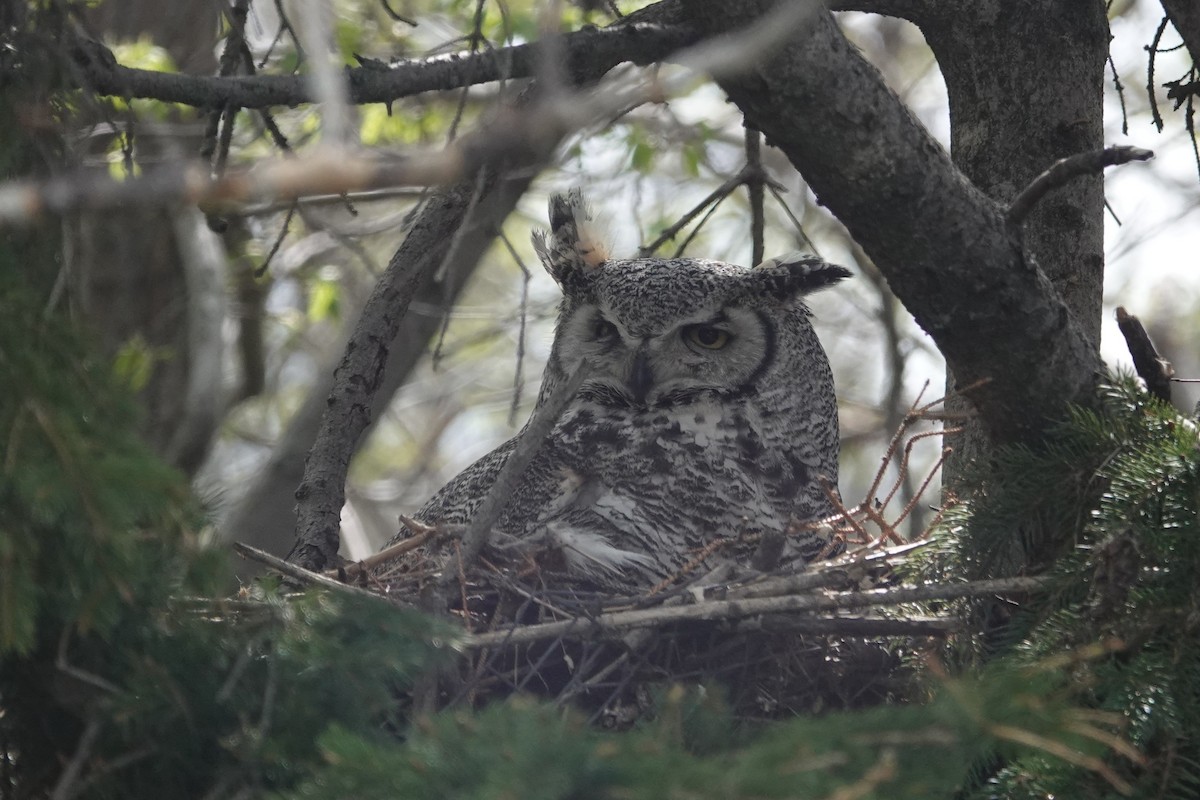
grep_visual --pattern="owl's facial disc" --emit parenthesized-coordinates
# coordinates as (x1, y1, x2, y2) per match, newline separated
(565, 303, 771, 408)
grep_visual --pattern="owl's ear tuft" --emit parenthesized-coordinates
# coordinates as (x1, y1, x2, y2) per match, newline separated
(533, 189, 610, 284)
(751, 252, 851, 300)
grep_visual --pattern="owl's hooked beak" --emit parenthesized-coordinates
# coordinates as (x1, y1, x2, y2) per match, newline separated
(628, 350, 654, 405)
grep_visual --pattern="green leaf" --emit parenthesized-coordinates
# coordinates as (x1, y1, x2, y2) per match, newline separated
(112, 334, 170, 392)
(308, 277, 342, 322)
(631, 139, 655, 171)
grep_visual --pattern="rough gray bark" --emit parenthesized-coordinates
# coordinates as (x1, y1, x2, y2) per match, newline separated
(289, 176, 529, 571)
(679, 0, 1104, 456)
(921, 1, 1108, 475)
(925, 2, 1107, 346)
(1160, 0, 1200, 67)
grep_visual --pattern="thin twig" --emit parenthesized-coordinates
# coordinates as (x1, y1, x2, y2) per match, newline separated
(892, 445, 953, 528)
(1108, 51, 1129, 136)
(820, 475, 873, 544)
(646, 536, 734, 595)
(1115, 306, 1174, 403)
(446, 0, 489, 143)
(18, 3, 814, 226)
(452, 362, 589, 575)
(462, 576, 1052, 648)
(72, 16, 694, 110)
(233, 541, 395, 603)
(1007, 146, 1153, 229)
(672, 190, 728, 257)
(497, 229, 532, 426)
(380, 0, 417, 26)
(50, 718, 101, 800)
(766, 182, 819, 254)
(638, 165, 773, 256)
(327, 519, 451, 580)
(256, 202, 297, 276)
(1147, 14, 1171, 133)
(745, 122, 765, 266)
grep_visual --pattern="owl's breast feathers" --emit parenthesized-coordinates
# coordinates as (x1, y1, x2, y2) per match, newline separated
(425, 400, 832, 590)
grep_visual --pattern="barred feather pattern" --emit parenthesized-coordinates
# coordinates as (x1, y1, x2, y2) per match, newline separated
(383, 191, 850, 593)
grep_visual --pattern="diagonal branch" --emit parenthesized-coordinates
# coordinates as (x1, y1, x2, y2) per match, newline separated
(452, 363, 588, 575)
(1007, 147, 1153, 230)
(680, 0, 1105, 448)
(288, 170, 534, 572)
(287, 0, 819, 572)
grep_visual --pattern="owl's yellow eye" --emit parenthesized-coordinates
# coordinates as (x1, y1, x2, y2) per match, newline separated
(684, 325, 732, 350)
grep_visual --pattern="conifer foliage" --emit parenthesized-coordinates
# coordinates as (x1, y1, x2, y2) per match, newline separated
(0, 271, 447, 797)
(6, 266, 1200, 800)
(921, 379, 1200, 798)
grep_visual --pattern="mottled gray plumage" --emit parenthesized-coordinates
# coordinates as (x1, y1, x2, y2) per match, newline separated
(385, 190, 849, 593)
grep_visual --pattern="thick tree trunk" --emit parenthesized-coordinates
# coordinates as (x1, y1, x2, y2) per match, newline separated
(922, 0, 1108, 475)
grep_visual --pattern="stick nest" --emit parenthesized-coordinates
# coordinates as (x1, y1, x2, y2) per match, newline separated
(333, 393, 972, 722)
(377, 532, 952, 722)
(271, 389, 1011, 723)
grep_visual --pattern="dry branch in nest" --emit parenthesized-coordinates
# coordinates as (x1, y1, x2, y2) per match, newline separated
(293, 390, 1043, 722)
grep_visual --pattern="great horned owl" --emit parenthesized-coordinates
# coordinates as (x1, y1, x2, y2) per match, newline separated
(384, 190, 848, 594)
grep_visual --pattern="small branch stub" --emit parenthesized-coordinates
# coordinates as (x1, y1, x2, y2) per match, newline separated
(1115, 307, 1174, 403)
(1007, 146, 1154, 229)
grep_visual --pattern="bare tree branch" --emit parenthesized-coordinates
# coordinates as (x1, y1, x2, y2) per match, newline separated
(1007, 147, 1153, 230)
(71, 15, 695, 109)
(233, 542, 391, 603)
(218, 224, 484, 579)
(462, 576, 1050, 648)
(288, 172, 531, 572)
(13, 0, 826, 226)
(452, 363, 588, 575)
(1115, 307, 1174, 404)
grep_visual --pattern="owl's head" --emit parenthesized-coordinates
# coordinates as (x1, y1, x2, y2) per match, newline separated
(532, 190, 849, 408)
